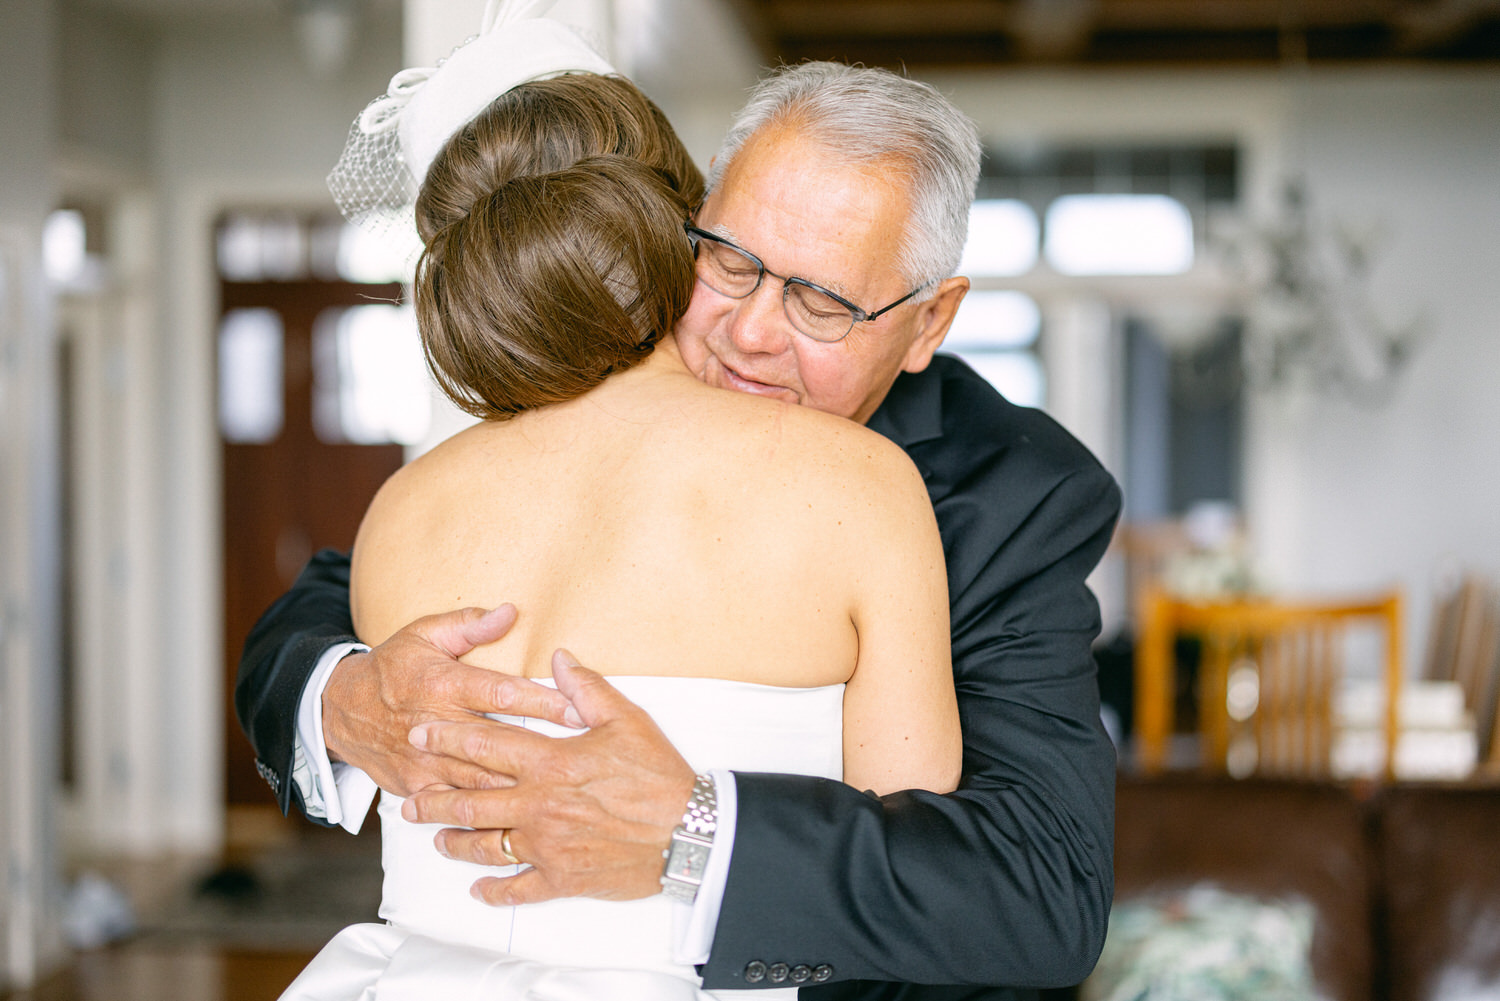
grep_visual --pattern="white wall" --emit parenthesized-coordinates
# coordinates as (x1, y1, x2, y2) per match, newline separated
(146, 10, 406, 850)
(1253, 69, 1500, 667)
(51, 3, 406, 856)
(924, 65, 1500, 668)
(622, 0, 763, 166)
(0, 0, 65, 987)
(57, 2, 154, 173)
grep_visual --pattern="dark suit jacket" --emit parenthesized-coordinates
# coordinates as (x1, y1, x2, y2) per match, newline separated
(235, 354, 1122, 1000)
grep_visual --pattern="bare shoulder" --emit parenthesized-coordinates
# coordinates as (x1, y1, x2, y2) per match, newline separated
(348, 423, 497, 637)
(355, 426, 476, 546)
(689, 388, 931, 530)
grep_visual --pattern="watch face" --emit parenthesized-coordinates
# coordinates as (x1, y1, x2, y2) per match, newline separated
(665, 839, 711, 882)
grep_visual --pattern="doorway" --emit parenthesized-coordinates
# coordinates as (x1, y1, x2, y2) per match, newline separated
(215, 210, 418, 811)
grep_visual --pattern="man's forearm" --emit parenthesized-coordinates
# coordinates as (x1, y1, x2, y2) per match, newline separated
(291, 641, 380, 831)
(235, 548, 357, 817)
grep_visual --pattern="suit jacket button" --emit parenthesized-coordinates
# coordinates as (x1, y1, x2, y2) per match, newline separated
(768, 962, 790, 983)
(743, 961, 767, 984)
(813, 964, 834, 982)
(790, 964, 812, 983)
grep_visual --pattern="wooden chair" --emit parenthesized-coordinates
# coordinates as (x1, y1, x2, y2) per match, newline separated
(1423, 574, 1500, 768)
(1134, 589, 1402, 778)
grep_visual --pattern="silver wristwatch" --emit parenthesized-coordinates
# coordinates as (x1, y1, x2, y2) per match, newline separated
(660, 774, 717, 902)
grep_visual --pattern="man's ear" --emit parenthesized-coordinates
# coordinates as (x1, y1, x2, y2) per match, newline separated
(902, 276, 969, 374)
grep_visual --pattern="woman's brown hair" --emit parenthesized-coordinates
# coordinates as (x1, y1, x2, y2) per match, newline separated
(413, 73, 705, 420)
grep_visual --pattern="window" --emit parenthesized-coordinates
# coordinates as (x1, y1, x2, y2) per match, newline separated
(313, 304, 431, 446)
(959, 199, 1039, 276)
(949, 142, 1241, 410)
(44, 206, 106, 291)
(1045, 194, 1195, 276)
(944, 289, 1045, 407)
(216, 211, 410, 284)
(218, 308, 285, 444)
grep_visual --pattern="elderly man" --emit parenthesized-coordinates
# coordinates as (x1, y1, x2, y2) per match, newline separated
(239, 61, 1120, 1000)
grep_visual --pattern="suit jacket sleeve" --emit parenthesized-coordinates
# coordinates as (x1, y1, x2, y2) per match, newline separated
(702, 370, 1122, 991)
(234, 547, 358, 819)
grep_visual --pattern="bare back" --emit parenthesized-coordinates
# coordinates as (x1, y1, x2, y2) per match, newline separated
(351, 339, 959, 794)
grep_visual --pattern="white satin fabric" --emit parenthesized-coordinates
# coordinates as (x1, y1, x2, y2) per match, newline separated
(280, 677, 845, 1001)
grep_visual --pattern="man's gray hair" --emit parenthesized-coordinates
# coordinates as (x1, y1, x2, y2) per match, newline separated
(708, 61, 981, 297)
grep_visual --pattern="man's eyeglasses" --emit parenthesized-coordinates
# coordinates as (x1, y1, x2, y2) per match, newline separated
(684, 223, 926, 344)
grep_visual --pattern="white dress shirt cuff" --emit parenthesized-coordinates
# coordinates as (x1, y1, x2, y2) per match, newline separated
(293, 641, 379, 834)
(671, 768, 737, 966)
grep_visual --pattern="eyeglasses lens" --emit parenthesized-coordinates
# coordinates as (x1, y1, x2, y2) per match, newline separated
(692, 239, 760, 299)
(691, 237, 854, 343)
(784, 285, 855, 342)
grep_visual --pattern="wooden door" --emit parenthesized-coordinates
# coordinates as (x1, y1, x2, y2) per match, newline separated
(220, 277, 406, 807)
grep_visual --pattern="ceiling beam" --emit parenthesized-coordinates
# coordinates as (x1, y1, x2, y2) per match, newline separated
(742, 0, 1500, 64)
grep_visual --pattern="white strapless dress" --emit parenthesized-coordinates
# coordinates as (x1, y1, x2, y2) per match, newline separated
(280, 677, 844, 1001)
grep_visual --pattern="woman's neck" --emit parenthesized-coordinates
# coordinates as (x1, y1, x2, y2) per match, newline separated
(583, 333, 694, 397)
(630, 333, 690, 378)
(503, 334, 700, 431)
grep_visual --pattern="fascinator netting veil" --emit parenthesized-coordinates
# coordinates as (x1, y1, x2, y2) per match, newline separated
(325, 0, 616, 266)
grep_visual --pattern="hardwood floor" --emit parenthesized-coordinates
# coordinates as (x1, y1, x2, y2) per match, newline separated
(3, 809, 380, 1001)
(4, 944, 318, 1001)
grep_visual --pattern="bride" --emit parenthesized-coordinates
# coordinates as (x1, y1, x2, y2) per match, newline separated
(280, 2, 958, 999)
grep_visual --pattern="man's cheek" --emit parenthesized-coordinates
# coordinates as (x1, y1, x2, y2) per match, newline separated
(675, 303, 718, 358)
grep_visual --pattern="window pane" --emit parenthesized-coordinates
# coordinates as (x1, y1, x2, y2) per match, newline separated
(44, 209, 87, 285)
(956, 351, 1046, 409)
(1044, 194, 1194, 275)
(947, 290, 1040, 351)
(959, 199, 1039, 277)
(217, 213, 265, 281)
(313, 304, 430, 445)
(218, 308, 284, 443)
(259, 212, 308, 280)
(336, 220, 410, 284)
(217, 212, 309, 281)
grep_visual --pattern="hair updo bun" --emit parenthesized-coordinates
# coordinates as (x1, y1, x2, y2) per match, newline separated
(412, 74, 705, 420)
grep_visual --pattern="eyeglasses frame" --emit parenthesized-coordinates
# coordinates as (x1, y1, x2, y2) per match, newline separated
(683, 222, 927, 343)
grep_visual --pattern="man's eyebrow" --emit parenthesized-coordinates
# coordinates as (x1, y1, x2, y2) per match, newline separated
(705, 222, 742, 244)
(704, 222, 858, 301)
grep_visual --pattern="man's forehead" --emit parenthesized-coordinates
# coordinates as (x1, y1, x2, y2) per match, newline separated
(703, 216, 863, 302)
(702, 185, 895, 300)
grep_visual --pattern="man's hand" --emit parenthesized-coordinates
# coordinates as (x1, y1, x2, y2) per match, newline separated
(401, 650, 696, 906)
(322, 605, 580, 797)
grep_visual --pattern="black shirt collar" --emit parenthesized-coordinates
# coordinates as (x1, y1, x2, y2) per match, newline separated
(865, 363, 947, 450)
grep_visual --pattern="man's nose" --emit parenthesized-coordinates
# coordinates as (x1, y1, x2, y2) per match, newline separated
(727, 281, 794, 355)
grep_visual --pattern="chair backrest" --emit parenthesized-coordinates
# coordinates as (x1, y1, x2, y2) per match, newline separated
(1423, 575, 1500, 770)
(1135, 589, 1402, 778)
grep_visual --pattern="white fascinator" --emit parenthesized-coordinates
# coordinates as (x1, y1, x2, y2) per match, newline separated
(327, 0, 616, 261)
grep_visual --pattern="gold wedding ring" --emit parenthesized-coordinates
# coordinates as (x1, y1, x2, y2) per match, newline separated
(500, 828, 520, 865)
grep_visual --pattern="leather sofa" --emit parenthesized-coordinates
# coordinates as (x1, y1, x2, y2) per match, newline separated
(1110, 776, 1500, 1001)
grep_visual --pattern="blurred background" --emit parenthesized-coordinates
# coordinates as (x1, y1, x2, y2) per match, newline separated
(2, 0, 1499, 998)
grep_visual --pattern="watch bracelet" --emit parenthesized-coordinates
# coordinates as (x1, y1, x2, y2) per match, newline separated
(660, 774, 717, 902)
